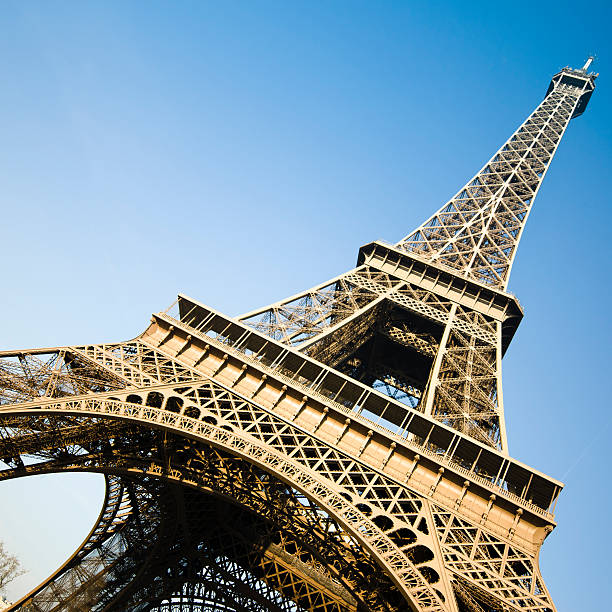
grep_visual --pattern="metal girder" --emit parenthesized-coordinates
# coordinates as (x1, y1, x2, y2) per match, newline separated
(1, 325, 558, 610)
(1, 418, 409, 611)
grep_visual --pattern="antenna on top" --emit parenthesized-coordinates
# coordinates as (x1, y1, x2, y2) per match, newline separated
(582, 56, 595, 71)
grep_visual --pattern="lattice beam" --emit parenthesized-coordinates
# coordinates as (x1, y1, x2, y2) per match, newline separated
(397, 65, 596, 288)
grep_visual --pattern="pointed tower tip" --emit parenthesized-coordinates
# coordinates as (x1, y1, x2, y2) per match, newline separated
(582, 56, 595, 72)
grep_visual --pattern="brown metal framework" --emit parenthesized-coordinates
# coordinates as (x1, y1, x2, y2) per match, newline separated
(0, 59, 597, 611)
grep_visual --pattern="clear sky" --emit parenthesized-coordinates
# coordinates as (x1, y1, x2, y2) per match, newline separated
(0, 1, 610, 609)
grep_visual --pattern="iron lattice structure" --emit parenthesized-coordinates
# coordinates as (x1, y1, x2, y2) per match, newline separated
(0, 60, 596, 612)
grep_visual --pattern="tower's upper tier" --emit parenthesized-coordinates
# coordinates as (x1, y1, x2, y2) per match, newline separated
(546, 58, 598, 118)
(397, 59, 597, 290)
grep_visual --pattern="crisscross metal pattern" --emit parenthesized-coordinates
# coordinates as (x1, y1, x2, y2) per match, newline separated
(397, 77, 593, 288)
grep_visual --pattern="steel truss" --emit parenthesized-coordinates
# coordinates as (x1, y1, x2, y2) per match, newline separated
(0, 60, 597, 611)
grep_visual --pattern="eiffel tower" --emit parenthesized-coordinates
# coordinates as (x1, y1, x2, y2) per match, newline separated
(0, 58, 597, 612)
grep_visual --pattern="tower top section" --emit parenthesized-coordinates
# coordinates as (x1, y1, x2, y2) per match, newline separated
(397, 60, 598, 289)
(546, 57, 598, 118)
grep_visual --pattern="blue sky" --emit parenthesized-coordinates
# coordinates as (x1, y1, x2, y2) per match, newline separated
(0, 1, 610, 608)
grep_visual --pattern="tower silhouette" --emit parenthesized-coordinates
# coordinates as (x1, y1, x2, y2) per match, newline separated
(0, 59, 597, 611)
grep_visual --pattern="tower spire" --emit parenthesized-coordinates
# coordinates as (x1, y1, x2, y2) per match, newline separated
(582, 55, 595, 71)
(397, 62, 597, 289)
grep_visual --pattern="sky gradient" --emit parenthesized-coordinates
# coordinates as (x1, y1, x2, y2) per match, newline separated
(0, 2, 610, 609)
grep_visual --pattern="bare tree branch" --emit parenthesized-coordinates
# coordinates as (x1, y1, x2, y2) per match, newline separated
(0, 541, 25, 594)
